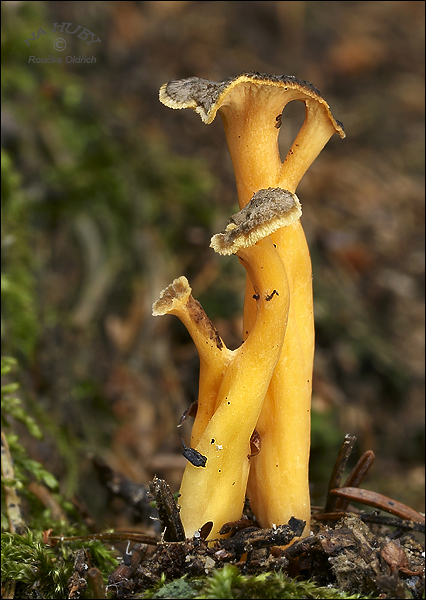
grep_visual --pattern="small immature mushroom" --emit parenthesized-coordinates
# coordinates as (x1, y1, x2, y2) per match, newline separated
(210, 187, 301, 255)
(160, 73, 344, 537)
(153, 190, 300, 539)
(152, 276, 232, 446)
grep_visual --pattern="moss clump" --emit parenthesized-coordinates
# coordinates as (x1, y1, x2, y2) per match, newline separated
(1, 357, 118, 598)
(1, 151, 39, 361)
(1, 529, 72, 599)
(140, 565, 370, 600)
(201, 565, 369, 599)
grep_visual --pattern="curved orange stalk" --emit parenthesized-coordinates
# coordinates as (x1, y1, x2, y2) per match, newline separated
(152, 276, 232, 446)
(177, 236, 289, 538)
(221, 79, 342, 532)
(153, 189, 299, 539)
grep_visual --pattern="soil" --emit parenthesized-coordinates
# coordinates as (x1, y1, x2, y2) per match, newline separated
(96, 472, 425, 600)
(104, 508, 425, 600)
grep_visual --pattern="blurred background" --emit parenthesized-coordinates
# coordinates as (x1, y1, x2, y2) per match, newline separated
(1, 1, 424, 531)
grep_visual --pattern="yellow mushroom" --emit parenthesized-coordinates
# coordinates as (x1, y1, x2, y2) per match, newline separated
(159, 73, 345, 538)
(152, 276, 232, 446)
(159, 72, 345, 201)
(153, 189, 300, 539)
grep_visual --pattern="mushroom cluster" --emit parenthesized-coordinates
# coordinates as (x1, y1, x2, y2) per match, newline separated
(153, 73, 345, 541)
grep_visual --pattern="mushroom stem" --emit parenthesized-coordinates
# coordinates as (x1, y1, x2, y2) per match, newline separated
(246, 224, 313, 535)
(279, 99, 342, 193)
(219, 94, 283, 205)
(218, 77, 344, 206)
(152, 277, 233, 445)
(178, 237, 289, 539)
(216, 82, 339, 536)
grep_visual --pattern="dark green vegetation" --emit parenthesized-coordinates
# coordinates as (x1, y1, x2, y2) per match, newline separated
(142, 565, 368, 599)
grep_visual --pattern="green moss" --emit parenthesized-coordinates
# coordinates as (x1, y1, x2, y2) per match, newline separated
(1, 357, 58, 501)
(140, 565, 372, 600)
(1, 529, 118, 600)
(1, 357, 118, 598)
(1, 152, 39, 361)
(1, 529, 73, 599)
(200, 565, 369, 600)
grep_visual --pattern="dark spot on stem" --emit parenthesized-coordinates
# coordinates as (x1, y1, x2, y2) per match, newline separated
(248, 429, 261, 459)
(266, 290, 279, 301)
(199, 521, 213, 540)
(180, 439, 207, 467)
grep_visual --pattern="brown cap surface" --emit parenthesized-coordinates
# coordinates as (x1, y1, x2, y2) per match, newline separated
(160, 72, 345, 137)
(210, 188, 302, 255)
